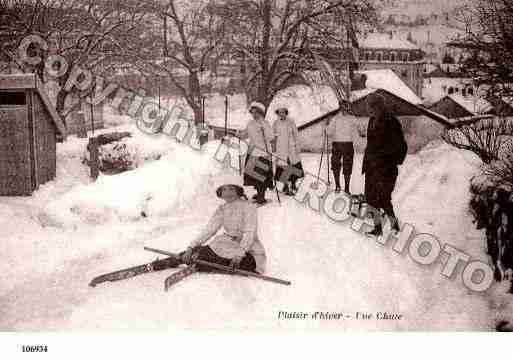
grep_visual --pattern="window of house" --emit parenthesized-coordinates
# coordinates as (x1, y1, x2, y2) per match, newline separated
(0, 91, 26, 105)
(376, 52, 382, 61)
(467, 87, 474, 96)
(448, 87, 454, 94)
(403, 53, 409, 62)
(390, 52, 396, 62)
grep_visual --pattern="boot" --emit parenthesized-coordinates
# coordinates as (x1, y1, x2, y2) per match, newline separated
(343, 174, 351, 194)
(391, 219, 400, 232)
(291, 180, 298, 194)
(366, 223, 383, 237)
(332, 168, 341, 193)
(255, 188, 267, 204)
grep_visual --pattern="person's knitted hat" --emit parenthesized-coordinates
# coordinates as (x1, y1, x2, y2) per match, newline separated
(248, 101, 266, 117)
(216, 184, 246, 198)
(275, 107, 289, 115)
(366, 92, 386, 110)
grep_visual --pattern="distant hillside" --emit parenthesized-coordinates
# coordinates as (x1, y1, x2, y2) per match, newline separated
(381, 0, 470, 25)
(385, 24, 464, 46)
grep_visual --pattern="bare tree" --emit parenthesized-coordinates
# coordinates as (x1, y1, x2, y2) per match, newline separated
(130, 0, 231, 125)
(0, 0, 153, 119)
(442, 117, 513, 164)
(454, 0, 513, 100)
(216, 0, 379, 109)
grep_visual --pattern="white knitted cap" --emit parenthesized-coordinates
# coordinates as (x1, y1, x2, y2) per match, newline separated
(248, 101, 266, 115)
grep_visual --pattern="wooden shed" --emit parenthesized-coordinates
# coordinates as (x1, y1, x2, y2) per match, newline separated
(429, 94, 493, 120)
(0, 74, 66, 196)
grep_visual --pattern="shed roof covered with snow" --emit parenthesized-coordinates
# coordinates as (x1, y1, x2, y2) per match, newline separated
(429, 94, 493, 120)
(0, 74, 66, 137)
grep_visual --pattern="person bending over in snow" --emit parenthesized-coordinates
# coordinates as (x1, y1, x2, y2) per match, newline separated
(362, 93, 407, 236)
(272, 107, 304, 195)
(181, 184, 267, 273)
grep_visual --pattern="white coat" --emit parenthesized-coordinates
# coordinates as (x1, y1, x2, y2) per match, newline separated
(189, 199, 267, 273)
(272, 117, 301, 166)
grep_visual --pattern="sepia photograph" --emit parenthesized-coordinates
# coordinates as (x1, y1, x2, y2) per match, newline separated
(0, 0, 512, 354)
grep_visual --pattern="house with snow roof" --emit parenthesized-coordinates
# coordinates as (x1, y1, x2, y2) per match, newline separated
(356, 33, 425, 98)
(422, 77, 476, 106)
(296, 69, 452, 153)
(429, 94, 494, 122)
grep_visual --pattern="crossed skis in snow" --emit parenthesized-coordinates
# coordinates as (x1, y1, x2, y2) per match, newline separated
(89, 246, 291, 291)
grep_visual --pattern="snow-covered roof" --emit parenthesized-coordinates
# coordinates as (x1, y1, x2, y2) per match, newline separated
(359, 33, 419, 50)
(448, 94, 492, 115)
(0, 73, 66, 138)
(206, 69, 422, 130)
(356, 69, 422, 104)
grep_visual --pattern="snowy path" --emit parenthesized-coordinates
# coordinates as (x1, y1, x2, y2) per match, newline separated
(1, 194, 493, 330)
(0, 133, 509, 330)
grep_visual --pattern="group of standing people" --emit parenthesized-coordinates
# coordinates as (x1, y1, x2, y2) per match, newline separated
(326, 93, 407, 235)
(241, 101, 304, 204)
(180, 94, 407, 274)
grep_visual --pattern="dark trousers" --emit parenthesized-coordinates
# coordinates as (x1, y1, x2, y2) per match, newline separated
(331, 142, 354, 190)
(364, 166, 398, 221)
(195, 246, 257, 273)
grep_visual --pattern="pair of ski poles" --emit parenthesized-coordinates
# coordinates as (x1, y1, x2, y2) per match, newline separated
(316, 124, 331, 185)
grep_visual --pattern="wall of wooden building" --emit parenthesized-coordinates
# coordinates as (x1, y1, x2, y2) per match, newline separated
(0, 104, 33, 195)
(32, 91, 57, 185)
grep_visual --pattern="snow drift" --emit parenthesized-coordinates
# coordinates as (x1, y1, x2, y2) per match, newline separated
(42, 131, 224, 228)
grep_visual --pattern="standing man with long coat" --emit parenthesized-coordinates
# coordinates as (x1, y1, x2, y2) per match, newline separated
(272, 107, 304, 195)
(362, 93, 407, 236)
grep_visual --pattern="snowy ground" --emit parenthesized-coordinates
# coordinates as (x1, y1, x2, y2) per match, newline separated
(1, 123, 512, 331)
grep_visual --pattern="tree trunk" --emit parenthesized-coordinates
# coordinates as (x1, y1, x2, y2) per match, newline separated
(188, 71, 203, 124)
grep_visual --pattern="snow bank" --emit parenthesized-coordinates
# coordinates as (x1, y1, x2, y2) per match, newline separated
(394, 141, 513, 327)
(43, 131, 224, 228)
(394, 141, 484, 249)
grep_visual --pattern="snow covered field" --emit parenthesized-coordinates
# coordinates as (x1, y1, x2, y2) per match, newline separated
(1, 121, 512, 330)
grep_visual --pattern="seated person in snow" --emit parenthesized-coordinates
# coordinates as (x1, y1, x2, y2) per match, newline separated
(181, 184, 267, 273)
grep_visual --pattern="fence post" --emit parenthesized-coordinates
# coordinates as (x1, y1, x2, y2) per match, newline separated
(89, 137, 99, 180)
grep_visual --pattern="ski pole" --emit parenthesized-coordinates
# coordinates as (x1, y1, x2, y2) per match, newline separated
(260, 126, 280, 204)
(238, 136, 242, 176)
(316, 130, 325, 184)
(224, 95, 228, 137)
(144, 247, 291, 286)
(325, 127, 330, 185)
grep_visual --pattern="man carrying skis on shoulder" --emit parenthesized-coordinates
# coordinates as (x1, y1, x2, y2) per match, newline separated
(182, 184, 267, 274)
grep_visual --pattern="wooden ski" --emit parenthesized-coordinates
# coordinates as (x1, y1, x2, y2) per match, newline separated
(164, 265, 198, 291)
